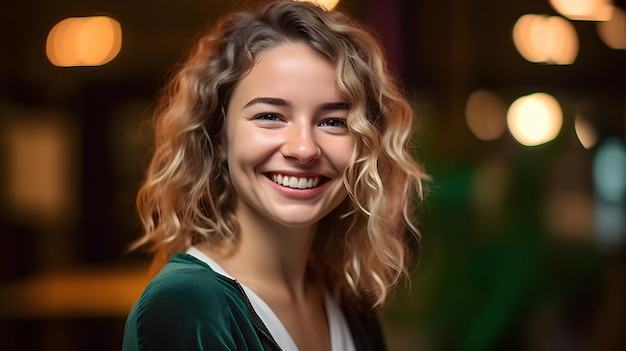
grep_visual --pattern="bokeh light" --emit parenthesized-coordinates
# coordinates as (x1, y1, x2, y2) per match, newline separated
(507, 92, 563, 146)
(597, 6, 626, 49)
(575, 115, 599, 149)
(465, 89, 508, 141)
(513, 14, 579, 64)
(593, 137, 626, 204)
(46, 16, 122, 67)
(550, 0, 614, 21)
(293, 0, 340, 10)
(545, 190, 594, 241)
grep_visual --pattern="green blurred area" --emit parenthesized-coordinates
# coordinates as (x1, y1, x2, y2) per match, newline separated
(382, 122, 623, 350)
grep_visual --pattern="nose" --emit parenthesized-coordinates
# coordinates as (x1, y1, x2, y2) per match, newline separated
(281, 123, 322, 163)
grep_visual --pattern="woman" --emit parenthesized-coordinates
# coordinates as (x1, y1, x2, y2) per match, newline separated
(122, 1, 427, 350)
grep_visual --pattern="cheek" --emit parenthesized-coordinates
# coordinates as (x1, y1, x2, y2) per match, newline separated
(226, 131, 279, 170)
(326, 138, 355, 172)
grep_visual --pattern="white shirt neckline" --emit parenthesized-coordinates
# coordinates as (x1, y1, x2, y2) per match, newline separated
(186, 246, 355, 351)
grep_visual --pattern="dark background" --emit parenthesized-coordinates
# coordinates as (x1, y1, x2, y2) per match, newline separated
(1, 0, 625, 350)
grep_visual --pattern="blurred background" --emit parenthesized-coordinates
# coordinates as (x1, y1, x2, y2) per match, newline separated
(0, 0, 624, 350)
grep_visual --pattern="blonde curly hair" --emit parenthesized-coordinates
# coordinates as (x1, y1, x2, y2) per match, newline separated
(133, 0, 428, 308)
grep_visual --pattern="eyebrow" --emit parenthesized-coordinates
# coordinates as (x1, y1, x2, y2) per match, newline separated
(319, 102, 350, 111)
(243, 97, 288, 108)
(243, 97, 350, 111)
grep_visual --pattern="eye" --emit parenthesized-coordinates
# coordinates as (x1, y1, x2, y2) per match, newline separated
(319, 118, 348, 129)
(254, 113, 283, 122)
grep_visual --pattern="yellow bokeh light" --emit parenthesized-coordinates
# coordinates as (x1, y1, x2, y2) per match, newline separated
(507, 92, 563, 147)
(293, 0, 340, 10)
(465, 89, 508, 141)
(575, 115, 599, 149)
(550, 0, 614, 21)
(513, 14, 578, 64)
(597, 6, 626, 49)
(46, 16, 122, 67)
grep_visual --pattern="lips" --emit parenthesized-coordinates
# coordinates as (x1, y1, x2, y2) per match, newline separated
(270, 173, 322, 189)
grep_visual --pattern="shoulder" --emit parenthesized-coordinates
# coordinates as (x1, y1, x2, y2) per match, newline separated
(123, 253, 246, 350)
(136, 253, 246, 321)
(140, 253, 233, 308)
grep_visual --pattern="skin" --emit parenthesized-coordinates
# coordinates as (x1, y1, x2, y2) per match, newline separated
(198, 42, 355, 351)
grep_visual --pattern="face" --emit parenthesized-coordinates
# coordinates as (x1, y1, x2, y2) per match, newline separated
(225, 42, 354, 230)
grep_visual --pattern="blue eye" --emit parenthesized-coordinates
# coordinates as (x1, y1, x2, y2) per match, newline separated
(319, 118, 348, 129)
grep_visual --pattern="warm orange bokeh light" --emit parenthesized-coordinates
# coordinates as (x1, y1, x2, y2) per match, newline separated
(550, 0, 614, 21)
(293, 0, 340, 10)
(575, 115, 599, 149)
(46, 16, 122, 67)
(513, 14, 544, 62)
(507, 92, 563, 147)
(597, 6, 626, 49)
(5, 118, 77, 223)
(0, 265, 150, 318)
(513, 14, 579, 64)
(46, 18, 81, 66)
(465, 89, 508, 141)
(75, 17, 121, 65)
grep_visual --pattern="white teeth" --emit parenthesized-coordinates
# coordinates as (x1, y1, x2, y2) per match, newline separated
(298, 178, 308, 189)
(289, 177, 298, 188)
(271, 174, 321, 189)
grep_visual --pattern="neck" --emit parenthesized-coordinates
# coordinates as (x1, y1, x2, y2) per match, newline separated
(199, 205, 319, 300)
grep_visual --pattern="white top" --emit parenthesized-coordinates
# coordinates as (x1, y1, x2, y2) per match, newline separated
(187, 246, 356, 351)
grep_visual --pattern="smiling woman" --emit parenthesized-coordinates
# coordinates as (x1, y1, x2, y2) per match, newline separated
(122, 1, 428, 350)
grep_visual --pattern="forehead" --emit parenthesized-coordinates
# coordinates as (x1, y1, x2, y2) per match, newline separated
(231, 42, 341, 105)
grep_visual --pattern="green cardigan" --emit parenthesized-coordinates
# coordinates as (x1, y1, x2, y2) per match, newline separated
(122, 254, 386, 350)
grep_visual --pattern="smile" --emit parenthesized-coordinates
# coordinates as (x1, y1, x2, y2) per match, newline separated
(270, 173, 322, 189)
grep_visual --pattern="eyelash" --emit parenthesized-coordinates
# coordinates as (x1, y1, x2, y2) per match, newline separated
(254, 113, 282, 122)
(252, 114, 348, 129)
(319, 118, 348, 129)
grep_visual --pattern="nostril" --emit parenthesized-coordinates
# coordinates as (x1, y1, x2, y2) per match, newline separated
(281, 145, 322, 163)
(281, 129, 322, 162)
